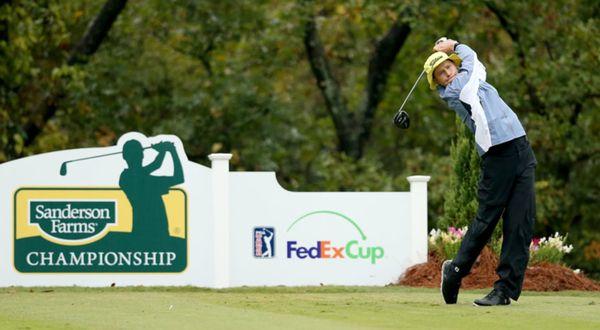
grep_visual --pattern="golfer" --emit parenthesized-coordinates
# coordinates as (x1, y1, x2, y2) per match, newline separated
(425, 38, 537, 306)
(119, 139, 184, 243)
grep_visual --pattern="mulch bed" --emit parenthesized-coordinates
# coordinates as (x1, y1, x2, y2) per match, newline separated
(397, 247, 600, 291)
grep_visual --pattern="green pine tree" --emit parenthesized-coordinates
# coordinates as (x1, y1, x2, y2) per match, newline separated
(439, 118, 480, 230)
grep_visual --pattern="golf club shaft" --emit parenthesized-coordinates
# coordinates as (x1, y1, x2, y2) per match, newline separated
(396, 38, 446, 114)
(396, 70, 425, 113)
(65, 146, 153, 165)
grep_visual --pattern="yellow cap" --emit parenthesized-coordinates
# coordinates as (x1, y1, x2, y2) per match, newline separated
(424, 51, 462, 90)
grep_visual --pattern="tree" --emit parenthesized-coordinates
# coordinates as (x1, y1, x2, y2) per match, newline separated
(0, 0, 128, 160)
(2, 0, 596, 277)
(302, 2, 410, 159)
(439, 118, 479, 230)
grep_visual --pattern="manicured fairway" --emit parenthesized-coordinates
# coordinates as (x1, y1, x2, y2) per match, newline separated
(0, 286, 598, 329)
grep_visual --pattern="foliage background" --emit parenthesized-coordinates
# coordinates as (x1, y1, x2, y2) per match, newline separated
(1, 0, 598, 276)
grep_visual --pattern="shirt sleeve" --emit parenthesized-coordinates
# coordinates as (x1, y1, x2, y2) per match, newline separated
(443, 44, 478, 99)
(446, 98, 476, 134)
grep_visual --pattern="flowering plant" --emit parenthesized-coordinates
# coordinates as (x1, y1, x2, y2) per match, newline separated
(428, 228, 573, 266)
(529, 232, 573, 265)
(428, 226, 468, 260)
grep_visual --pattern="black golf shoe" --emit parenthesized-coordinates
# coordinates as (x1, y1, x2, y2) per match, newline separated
(441, 260, 461, 304)
(473, 289, 511, 306)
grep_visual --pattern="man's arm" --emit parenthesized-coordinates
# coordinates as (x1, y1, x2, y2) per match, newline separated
(144, 148, 167, 174)
(147, 143, 184, 195)
(433, 39, 476, 74)
(168, 143, 184, 186)
(451, 44, 478, 88)
(434, 40, 479, 98)
(447, 98, 476, 134)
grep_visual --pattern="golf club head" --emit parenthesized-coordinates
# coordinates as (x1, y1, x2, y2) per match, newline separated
(393, 111, 410, 129)
(59, 162, 67, 176)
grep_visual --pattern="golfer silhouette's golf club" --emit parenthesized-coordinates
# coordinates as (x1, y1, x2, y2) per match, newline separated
(59, 145, 155, 176)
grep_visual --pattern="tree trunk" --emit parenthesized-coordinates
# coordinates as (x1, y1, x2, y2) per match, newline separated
(20, 0, 128, 153)
(483, 0, 545, 114)
(68, 0, 128, 65)
(357, 21, 410, 155)
(0, 0, 9, 42)
(304, 14, 410, 159)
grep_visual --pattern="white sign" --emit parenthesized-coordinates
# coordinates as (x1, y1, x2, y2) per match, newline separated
(0, 132, 430, 287)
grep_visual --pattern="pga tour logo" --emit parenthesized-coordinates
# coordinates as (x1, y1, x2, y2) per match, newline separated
(253, 227, 275, 258)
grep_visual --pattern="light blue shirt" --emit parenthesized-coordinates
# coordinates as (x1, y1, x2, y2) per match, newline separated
(437, 44, 526, 156)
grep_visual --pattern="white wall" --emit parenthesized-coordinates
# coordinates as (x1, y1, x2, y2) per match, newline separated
(228, 172, 413, 286)
(0, 133, 430, 287)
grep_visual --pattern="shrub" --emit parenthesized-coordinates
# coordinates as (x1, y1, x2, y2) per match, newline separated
(439, 119, 479, 230)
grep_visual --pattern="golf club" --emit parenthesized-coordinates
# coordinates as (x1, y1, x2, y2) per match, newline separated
(59, 145, 155, 176)
(393, 70, 425, 129)
(393, 37, 447, 129)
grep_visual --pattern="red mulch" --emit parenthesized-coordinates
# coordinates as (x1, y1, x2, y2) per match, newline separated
(398, 247, 600, 291)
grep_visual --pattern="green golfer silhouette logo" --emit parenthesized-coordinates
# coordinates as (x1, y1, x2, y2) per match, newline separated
(119, 139, 184, 243)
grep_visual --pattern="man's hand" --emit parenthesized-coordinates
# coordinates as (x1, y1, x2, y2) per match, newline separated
(152, 141, 172, 153)
(164, 142, 176, 152)
(433, 38, 458, 54)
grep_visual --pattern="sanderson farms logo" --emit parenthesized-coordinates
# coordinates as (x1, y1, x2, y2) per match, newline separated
(13, 137, 188, 273)
(30, 200, 116, 243)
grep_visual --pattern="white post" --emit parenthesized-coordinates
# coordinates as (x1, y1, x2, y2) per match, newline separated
(209, 153, 232, 288)
(407, 175, 431, 264)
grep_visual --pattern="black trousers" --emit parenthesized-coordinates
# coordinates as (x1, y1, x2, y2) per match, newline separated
(452, 136, 536, 300)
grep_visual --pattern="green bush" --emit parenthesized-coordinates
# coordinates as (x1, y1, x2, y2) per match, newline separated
(439, 119, 479, 230)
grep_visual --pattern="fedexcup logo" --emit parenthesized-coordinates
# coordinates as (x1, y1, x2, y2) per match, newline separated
(29, 201, 116, 243)
(286, 210, 384, 264)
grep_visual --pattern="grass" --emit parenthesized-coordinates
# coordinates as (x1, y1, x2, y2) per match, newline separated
(0, 286, 598, 329)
